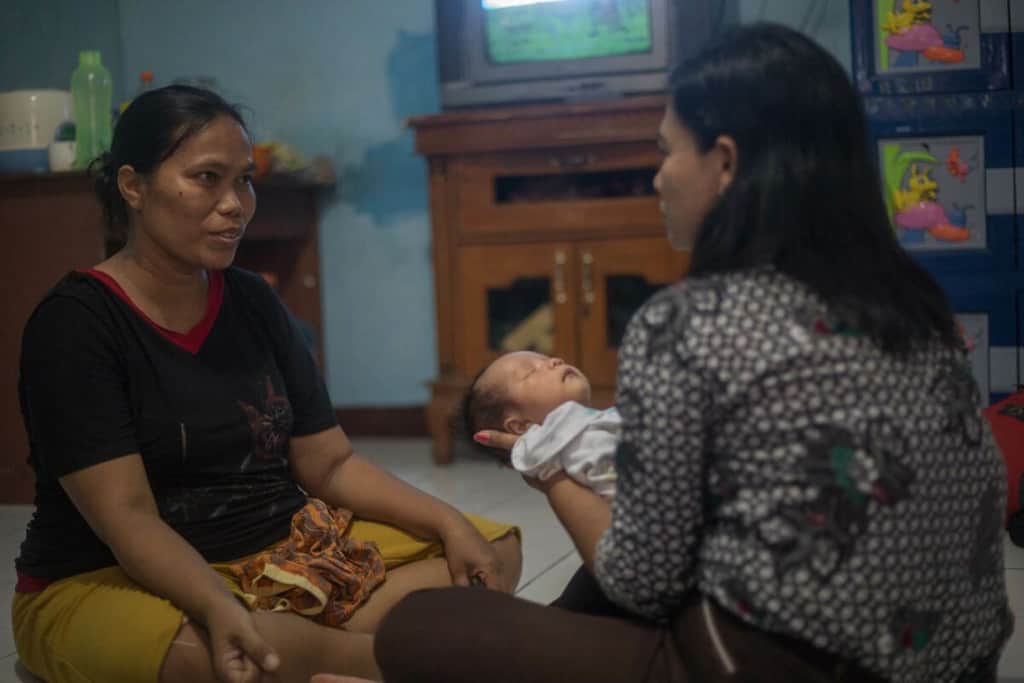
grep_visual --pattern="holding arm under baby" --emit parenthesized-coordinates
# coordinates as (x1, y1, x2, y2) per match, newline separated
(462, 352, 618, 498)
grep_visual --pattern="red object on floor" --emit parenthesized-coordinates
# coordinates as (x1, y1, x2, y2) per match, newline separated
(985, 391, 1024, 544)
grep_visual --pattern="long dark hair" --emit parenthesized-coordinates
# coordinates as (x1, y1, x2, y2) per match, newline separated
(91, 85, 249, 250)
(670, 23, 958, 354)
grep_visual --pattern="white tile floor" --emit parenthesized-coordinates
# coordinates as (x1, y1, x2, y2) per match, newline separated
(0, 437, 1021, 682)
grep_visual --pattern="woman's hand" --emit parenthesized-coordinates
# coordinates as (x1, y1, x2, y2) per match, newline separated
(439, 514, 509, 591)
(473, 429, 520, 452)
(202, 597, 280, 683)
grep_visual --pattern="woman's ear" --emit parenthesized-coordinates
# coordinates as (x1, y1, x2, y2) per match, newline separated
(117, 164, 145, 212)
(502, 414, 532, 436)
(713, 134, 738, 196)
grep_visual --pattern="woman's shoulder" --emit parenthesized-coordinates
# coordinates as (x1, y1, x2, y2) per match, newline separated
(28, 271, 113, 321)
(22, 271, 120, 343)
(640, 267, 802, 319)
(624, 268, 822, 362)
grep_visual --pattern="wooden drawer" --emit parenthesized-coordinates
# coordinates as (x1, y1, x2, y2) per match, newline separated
(453, 142, 663, 242)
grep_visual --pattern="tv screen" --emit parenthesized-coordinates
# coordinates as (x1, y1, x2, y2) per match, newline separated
(436, 0, 724, 109)
(482, 0, 654, 65)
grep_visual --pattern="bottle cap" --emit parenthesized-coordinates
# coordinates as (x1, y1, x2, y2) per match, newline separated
(79, 51, 101, 65)
(140, 71, 154, 82)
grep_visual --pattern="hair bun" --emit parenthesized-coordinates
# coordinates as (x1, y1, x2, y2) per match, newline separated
(89, 152, 116, 185)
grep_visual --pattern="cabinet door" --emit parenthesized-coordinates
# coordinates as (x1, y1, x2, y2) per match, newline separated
(455, 242, 578, 380)
(2, 177, 106, 503)
(576, 238, 690, 404)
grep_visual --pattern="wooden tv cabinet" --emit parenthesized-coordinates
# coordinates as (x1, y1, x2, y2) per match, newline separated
(409, 95, 689, 464)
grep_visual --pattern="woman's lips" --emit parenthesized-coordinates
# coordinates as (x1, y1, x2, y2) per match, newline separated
(209, 228, 243, 245)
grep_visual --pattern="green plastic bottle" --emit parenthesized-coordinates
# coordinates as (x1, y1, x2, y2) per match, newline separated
(71, 51, 113, 169)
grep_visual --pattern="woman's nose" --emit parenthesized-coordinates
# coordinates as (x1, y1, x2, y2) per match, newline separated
(217, 189, 244, 216)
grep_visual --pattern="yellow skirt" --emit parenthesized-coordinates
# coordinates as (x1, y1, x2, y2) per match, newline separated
(12, 512, 517, 683)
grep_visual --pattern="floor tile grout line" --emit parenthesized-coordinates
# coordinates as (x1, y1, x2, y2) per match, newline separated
(514, 549, 578, 594)
(473, 487, 544, 519)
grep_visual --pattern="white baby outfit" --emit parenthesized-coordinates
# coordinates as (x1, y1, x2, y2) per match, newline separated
(510, 401, 619, 499)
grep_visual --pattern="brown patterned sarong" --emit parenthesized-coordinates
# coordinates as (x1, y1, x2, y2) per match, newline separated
(227, 498, 386, 626)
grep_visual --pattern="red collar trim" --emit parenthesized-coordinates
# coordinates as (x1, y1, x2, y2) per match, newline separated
(15, 570, 50, 593)
(81, 268, 224, 354)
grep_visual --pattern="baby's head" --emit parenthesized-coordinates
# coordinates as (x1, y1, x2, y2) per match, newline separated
(462, 352, 592, 442)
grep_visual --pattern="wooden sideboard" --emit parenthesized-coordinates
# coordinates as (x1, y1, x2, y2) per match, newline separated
(0, 172, 324, 503)
(409, 96, 689, 464)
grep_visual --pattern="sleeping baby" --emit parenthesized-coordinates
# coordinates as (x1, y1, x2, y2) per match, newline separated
(462, 351, 618, 499)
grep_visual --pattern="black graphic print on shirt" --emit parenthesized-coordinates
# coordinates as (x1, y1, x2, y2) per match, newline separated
(239, 375, 294, 471)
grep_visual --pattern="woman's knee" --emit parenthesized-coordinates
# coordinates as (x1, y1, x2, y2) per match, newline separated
(375, 587, 471, 674)
(493, 532, 523, 592)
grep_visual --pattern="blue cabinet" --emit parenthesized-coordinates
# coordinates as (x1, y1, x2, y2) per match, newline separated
(1013, 0, 1024, 90)
(854, 1, 1022, 402)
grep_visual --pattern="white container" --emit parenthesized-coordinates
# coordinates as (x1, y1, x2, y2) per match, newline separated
(0, 89, 74, 150)
(48, 140, 76, 172)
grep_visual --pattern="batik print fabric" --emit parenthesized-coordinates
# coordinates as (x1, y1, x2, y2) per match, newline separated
(595, 267, 1012, 683)
(229, 499, 386, 626)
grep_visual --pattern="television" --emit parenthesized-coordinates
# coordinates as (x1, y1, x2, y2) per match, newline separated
(435, 0, 726, 109)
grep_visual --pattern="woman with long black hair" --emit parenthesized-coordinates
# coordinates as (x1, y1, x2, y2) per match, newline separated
(364, 22, 1011, 683)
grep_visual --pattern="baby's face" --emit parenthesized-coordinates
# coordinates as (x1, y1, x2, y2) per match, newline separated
(481, 351, 591, 428)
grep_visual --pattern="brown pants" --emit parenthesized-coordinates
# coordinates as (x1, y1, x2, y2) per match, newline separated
(374, 568, 888, 683)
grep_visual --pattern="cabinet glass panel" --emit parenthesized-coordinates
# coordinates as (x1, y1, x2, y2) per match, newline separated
(605, 274, 663, 348)
(487, 277, 554, 355)
(495, 168, 656, 205)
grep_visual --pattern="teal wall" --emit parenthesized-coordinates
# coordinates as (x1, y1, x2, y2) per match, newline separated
(117, 0, 439, 407)
(738, 0, 852, 74)
(1, 0, 123, 100)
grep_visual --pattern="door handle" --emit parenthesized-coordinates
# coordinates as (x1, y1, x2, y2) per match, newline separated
(554, 250, 567, 304)
(581, 251, 595, 313)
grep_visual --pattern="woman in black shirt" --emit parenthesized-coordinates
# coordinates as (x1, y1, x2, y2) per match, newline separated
(14, 85, 521, 683)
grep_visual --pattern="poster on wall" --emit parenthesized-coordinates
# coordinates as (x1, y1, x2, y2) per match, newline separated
(877, 135, 987, 251)
(876, 0, 980, 74)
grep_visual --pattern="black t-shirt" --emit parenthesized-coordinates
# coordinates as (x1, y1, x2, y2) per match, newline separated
(16, 267, 337, 581)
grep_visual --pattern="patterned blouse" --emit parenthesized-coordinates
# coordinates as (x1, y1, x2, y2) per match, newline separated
(594, 268, 1012, 683)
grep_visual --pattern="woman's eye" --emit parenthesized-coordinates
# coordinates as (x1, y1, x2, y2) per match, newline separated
(239, 174, 254, 185)
(197, 171, 219, 184)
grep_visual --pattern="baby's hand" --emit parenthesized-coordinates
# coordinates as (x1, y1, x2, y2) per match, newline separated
(521, 470, 569, 495)
(473, 430, 519, 452)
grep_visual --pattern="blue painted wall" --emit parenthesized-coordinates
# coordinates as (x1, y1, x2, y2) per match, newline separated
(1, 0, 123, 99)
(118, 0, 440, 406)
